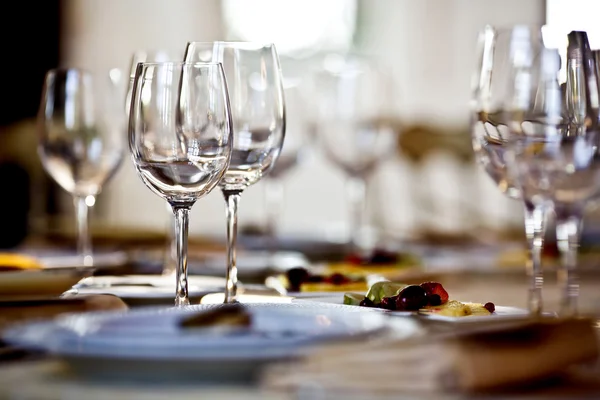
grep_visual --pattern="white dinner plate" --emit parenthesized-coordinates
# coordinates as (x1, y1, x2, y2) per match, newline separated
(70, 275, 227, 301)
(2, 303, 419, 382)
(292, 294, 530, 321)
(23, 250, 129, 270)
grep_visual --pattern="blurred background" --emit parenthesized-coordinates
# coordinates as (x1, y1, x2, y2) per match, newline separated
(1, 0, 598, 251)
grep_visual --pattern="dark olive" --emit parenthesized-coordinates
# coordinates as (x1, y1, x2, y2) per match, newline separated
(368, 249, 398, 264)
(286, 267, 309, 291)
(396, 285, 427, 311)
(359, 298, 375, 308)
(428, 294, 442, 306)
(380, 296, 397, 310)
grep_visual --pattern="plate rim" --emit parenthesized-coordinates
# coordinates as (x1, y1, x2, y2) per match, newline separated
(2, 303, 411, 362)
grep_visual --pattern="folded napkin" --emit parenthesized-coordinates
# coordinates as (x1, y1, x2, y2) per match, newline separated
(262, 317, 599, 394)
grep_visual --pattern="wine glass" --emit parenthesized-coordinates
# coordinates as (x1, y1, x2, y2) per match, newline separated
(471, 25, 553, 314)
(184, 42, 286, 303)
(129, 62, 233, 306)
(38, 68, 126, 266)
(262, 78, 309, 239)
(504, 29, 600, 316)
(312, 54, 399, 252)
(127, 50, 179, 276)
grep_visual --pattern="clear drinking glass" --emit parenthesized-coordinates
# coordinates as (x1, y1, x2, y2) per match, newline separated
(262, 79, 308, 238)
(127, 50, 179, 276)
(471, 26, 551, 314)
(129, 62, 233, 306)
(184, 42, 286, 303)
(312, 55, 398, 252)
(504, 29, 600, 316)
(38, 68, 126, 266)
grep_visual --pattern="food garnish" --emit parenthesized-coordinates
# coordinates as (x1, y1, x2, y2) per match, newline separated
(345, 281, 496, 316)
(284, 267, 365, 292)
(179, 303, 252, 329)
(420, 281, 449, 304)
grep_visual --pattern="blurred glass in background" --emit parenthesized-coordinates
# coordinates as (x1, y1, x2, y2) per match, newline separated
(2, 0, 588, 251)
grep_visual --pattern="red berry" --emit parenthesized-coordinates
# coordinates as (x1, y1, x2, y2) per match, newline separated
(420, 282, 449, 304)
(345, 254, 363, 265)
(484, 302, 495, 313)
(327, 273, 349, 285)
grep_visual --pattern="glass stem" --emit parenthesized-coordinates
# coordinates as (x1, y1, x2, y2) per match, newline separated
(523, 201, 546, 315)
(74, 196, 93, 267)
(264, 177, 284, 237)
(555, 210, 583, 317)
(346, 175, 367, 253)
(173, 206, 191, 307)
(163, 203, 176, 276)
(224, 191, 241, 303)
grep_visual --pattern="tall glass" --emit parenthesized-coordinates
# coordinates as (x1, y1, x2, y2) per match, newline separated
(504, 29, 600, 316)
(263, 79, 308, 238)
(184, 42, 286, 303)
(312, 55, 398, 252)
(470, 26, 552, 314)
(129, 62, 233, 306)
(38, 68, 125, 266)
(127, 50, 179, 276)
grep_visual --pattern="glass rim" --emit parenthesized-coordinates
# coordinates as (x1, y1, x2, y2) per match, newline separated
(137, 61, 224, 67)
(479, 23, 551, 32)
(44, 67, 125, 81)
(185, 40, 277, 49)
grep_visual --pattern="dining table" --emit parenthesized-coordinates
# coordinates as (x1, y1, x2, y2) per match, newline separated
(2, 231, 600, 399)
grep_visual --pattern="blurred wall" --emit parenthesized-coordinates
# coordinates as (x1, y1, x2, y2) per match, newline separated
(60, 0, 545, 240)
(356, 0, 545, 237)
(61, 0, 226, 235)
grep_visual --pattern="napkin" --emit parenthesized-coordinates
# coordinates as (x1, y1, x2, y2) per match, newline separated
(262, 317, 599, 394)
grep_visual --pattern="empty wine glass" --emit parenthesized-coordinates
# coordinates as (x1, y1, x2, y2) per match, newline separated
(184, 42, 286, 303)
(129, 62, 233, 306)
(312, 54, 399, 252)
(262, 78, 308, 238)
(127, 50, 179, 276)
(471, 25, 552, 314)
(38, 68, 126, 266)
(504, 29, 600, 316)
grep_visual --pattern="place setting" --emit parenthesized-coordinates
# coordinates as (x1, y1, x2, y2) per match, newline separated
(4, 7, 600, 399)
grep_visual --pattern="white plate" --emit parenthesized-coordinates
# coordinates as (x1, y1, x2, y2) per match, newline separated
(24, 250, 129, 270)
(200, 251, 309, 273)
(71, 275, 227, 299)
(2, 303, 419, 382)
(292, 294, 530, 321)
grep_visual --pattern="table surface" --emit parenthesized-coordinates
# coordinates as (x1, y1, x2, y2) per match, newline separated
(3, 244, 600, 399)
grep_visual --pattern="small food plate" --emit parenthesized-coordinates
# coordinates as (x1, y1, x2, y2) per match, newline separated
(1, 303, 420, 382)
(24, 250, 129, 270)
(69, 275, 228, 306)
(292, 294, 530, 322)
